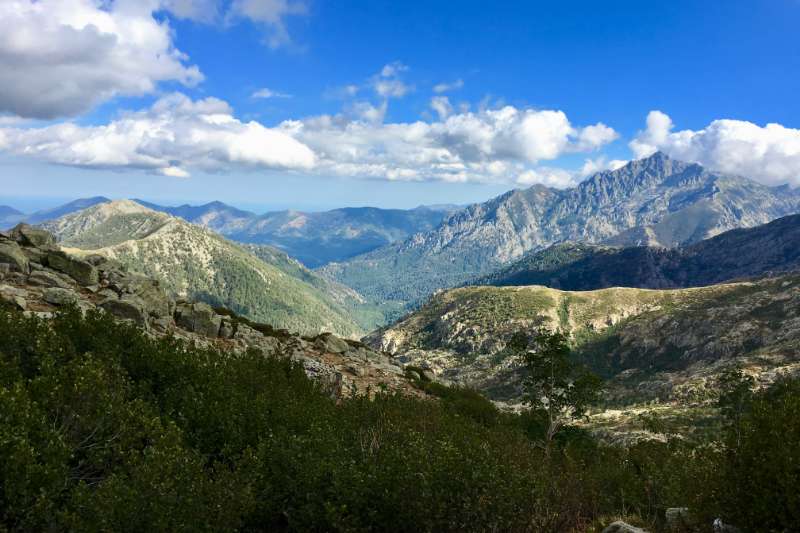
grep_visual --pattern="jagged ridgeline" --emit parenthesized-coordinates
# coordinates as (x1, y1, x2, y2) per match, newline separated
(480, 213, 800, 289)
(40, 200, 372, 337)
(322, 152, 800, 322)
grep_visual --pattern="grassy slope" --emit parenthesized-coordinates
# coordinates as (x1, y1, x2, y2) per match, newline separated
(48, 204, 364, 337)
(368, 275, 800, 406)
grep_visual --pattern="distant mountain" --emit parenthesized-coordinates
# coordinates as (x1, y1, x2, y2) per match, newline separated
(322, 152, 800, 320)
(24, 196, 111, 225)
(41, 200, 367, 337)
(481, 213, 800, 289)
(0, 205, 25, 228)
(140, 200, 455, 267)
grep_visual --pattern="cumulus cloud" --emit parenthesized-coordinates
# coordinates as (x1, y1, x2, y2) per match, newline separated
(278, 104, 618, 185)
(371, 62, 413, 99)
(228, 0, 309, 48)
(631, 110, 800, 186)
(0, 93, 315, 177)
(430, 96, 453, 120)
(433, 79, 464, 94)
(252, 88, 292, 99)
(579, 156, 628, 178)
(161, 0, 221, 23)
(0, 0, 203, 120)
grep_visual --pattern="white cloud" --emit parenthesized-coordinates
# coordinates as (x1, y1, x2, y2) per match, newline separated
(516, 167, 576, 188)
(631, 110, 800, 186)
(0, 0, 203, 119)
(371, 62, 414, 99)
(279, 104, 618, 185)
(227, 0, 309, 49)
(430, 96, 453, 120)
(252, 88, 292, 99)
(0, 93, 315, 177)
(161, 0, 221, 23)
(579, 156, 628, 178)
(433, 79, 464, 94)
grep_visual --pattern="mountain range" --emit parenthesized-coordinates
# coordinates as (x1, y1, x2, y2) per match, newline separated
(321, 152, 800, 321)
(480, 213, 800, 289)
(137, 199, 456, 267)
(41, 200, 370, 337)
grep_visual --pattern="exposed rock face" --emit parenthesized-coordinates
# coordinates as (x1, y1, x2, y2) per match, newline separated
(11, 223, 56, 248)
(482, 213, 800, 290)
(323, 152, 800, 317)
(28, 269, 72, 289)
(0, 224, 418, 400)
(0, 241, 29, 273)
(46, 251, 98, 286)
(176, 302, 222, 337)
(100, 296, 149, 327)
(43, 287, 79, 306)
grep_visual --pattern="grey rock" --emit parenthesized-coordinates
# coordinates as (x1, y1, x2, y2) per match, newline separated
(97, 288, 119, 300)
(28, 269, 72, 289)
(175, 302, 222, 337)
(47, 251, 98, 286)
(42, 287, 79, 306)
(0, 284, 27, 310)
(0, 240, 29, 273)
(120, 276, 172, 318)
(21, 247, 49, 265)
(151, 316, 174, 332)
(602, 521, 648, 533)
(347, 364, 366, 377)
(219, 318, 236, 339)
(100, 295, 147, 326)
(314, 332, 350, 354)
(11, 223, 55, 248)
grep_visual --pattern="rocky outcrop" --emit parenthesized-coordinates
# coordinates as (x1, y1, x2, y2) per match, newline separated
(46, 251, 98, 286)
(0, 224, 417, 400)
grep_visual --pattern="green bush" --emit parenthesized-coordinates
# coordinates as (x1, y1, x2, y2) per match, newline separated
(2, 302, 797, 531)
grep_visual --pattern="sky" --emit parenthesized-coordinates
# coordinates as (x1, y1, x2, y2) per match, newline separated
(0, 0, 799, 213)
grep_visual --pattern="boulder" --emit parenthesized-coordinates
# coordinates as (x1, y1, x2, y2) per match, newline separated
(11, 224, 55, 248)
(602, 521, 649, 533)
(28, 269, 72, 289)
(0, 285, 28, 310)
(0, 241, 29, 273)
(123, 277, 173, 318)
(100, 295, 148, 326)
(43, 287, 79, 306)
(314, 332, 350, 354)
(175, 302, 222, 337)
(47, 251, 98, 286)
(21, 247, 49, 265)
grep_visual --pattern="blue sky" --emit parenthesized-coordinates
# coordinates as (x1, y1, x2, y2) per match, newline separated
(1, 0, 799, 213)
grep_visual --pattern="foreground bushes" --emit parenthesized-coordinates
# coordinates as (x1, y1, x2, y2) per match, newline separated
(0, 304, 798, 531)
